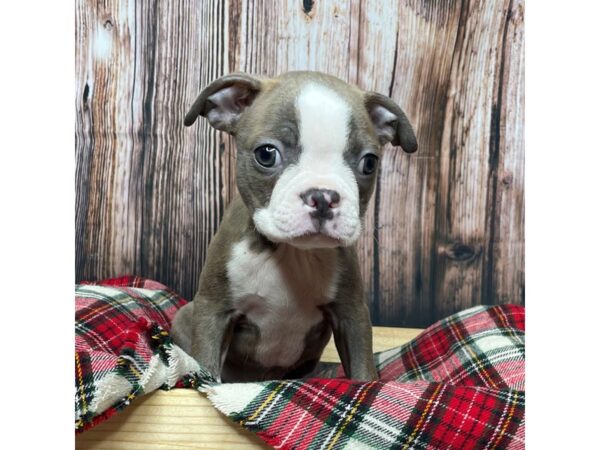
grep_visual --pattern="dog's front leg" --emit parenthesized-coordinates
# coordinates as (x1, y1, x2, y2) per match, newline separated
(190, 294, 237, 382)
(324, 300, 378, 381)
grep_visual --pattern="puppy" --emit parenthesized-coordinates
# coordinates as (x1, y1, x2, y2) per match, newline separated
(171, 71, 417, 382)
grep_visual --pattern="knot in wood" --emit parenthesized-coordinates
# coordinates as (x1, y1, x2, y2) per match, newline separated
(302, 0, 314, 16)
(442, 242, 478, 263)
(501, 173, 513, 186)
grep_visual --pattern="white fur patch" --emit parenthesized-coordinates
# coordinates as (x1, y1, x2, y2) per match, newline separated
(253, 83, 361, 248)
(226, 238, 339, 368)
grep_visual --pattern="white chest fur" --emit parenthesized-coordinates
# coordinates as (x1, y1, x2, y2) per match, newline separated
(226, 238, 340, 368)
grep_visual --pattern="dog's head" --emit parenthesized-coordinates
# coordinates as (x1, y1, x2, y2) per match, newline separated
(185, 71, 417, 249)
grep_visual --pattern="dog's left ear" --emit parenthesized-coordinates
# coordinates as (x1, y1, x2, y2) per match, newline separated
(364, 92, 418, 153)
(184, 73, 263, 133)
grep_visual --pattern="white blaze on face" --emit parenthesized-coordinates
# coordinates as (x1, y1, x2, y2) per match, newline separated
(253, 83, 361, 248)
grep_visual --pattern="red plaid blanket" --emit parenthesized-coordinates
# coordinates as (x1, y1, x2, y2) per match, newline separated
(75, 277, 204, 431)
(75, 277, 524, 449)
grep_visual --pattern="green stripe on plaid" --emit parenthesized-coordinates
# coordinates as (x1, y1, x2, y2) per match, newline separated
(75, 277, 200, 432)
(76, 278, 524, 449)
(204, 304, 524, 449)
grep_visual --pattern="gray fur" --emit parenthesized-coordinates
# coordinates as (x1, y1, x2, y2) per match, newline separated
(171, 71, 417, 382)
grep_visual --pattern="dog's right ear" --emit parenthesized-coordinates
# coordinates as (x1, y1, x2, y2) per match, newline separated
(184, 73, 262, 133)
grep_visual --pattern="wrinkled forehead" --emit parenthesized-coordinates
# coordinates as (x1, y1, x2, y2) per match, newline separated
(239, 81, 378, 152)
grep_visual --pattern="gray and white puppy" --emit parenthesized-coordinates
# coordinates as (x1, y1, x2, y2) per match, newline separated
(171, 71, 417, 382)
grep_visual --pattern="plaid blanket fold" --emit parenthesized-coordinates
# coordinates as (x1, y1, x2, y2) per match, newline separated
(75, 277, 524, 450)
(75, 276, 202, 432)
(204, 304, 524, 450)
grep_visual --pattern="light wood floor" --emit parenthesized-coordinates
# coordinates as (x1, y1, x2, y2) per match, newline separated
(76, 326, 423, 450)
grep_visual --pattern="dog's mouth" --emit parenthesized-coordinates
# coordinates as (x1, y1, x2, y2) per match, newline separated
(252, 205, 361, 250)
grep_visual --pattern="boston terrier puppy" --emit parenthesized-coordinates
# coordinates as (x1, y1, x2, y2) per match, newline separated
(171, 71, 417, 382)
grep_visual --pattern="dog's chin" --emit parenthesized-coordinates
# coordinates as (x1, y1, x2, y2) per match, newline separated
(255, 226, 356, 250)
(286, 233, 345, 250)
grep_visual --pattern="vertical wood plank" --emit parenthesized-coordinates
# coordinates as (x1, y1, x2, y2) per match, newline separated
(486, 0, 525, 305)
(352, 0, 400, 323)
(75, 0, 93, 279)
(433, 0, 515, 320)
(377, 0, 464, 326)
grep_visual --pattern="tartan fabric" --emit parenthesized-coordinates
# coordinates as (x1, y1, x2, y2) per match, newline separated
(75, 278, 525, 450)
(75, 276, 203, 432)
(204, 304, 525, 450)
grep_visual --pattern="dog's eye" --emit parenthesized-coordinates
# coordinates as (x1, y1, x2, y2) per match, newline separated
(358, 154, 378, 175)
(254, 145, 281, 168)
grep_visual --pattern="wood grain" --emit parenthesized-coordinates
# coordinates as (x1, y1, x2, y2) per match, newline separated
(75, 326, 423, 450)
(376, 0, 465, 327)
(76, 389, 270, 450)
(75, 0, 525, 327)
(433, 0, 521, 320)
(487, 0, 525, 306)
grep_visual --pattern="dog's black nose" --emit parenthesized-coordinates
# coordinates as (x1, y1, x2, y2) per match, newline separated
(301, 188, 340, 221)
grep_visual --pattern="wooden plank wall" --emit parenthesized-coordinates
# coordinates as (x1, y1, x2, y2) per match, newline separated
(75, 0, 524, 327)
